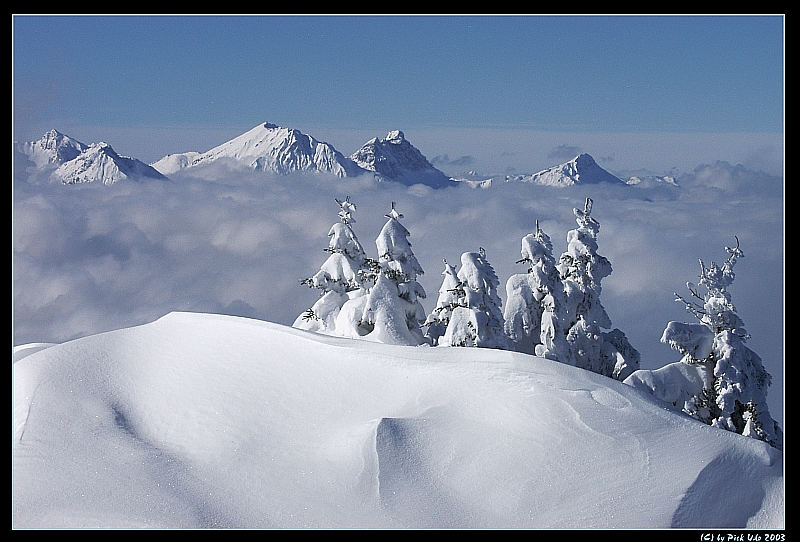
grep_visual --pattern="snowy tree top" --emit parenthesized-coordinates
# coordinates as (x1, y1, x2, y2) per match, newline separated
(675, 236, 747, 336)
(519, 220, 555, 268)
(458, 248, 500, 298)
(384, 201, 404, 221)
(573, 197, 600, 236)
(441, 258, 458, 277)
(376, 202, 423, 281)
(335, 195, 357, 224)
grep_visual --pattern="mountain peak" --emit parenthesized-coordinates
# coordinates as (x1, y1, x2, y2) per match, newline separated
(385, 130, 405, 143)
(19, 129, 88, 168)
(507, 152, 626, 187)
(53, 140, 166, 185)
(351, 130, 452, 188)
(151, 122, 364, 178)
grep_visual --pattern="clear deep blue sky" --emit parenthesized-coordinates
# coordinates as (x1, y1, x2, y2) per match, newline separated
(13, 14, 784, 171)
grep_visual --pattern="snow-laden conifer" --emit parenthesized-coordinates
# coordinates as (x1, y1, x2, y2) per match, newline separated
(504, 220, 569, 360)
(441, 248, 507, 349)
(625, 238, 782, 449)
(557, 198, 639, 379)
(293, 196, 367, 334)
(343, 202, 427, 346)
(423, 258, 461, 346)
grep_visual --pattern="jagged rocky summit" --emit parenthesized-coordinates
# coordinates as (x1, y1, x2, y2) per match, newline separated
(350, 130, 454, 188)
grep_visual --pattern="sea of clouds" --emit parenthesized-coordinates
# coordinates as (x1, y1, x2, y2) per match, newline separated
(12, 157, 784, 425)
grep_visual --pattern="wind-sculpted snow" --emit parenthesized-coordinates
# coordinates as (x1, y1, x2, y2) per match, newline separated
(12, 312, 783, 528)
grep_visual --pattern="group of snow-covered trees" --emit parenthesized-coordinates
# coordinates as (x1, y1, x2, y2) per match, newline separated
(294, 196, 781, 449)
(295, 196, 638, 373)
(502, 199, 640, 381)
(294, 198, 427, 346)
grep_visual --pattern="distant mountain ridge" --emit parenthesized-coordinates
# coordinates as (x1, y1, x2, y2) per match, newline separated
(17, 131, 166, 185)
(18, 124, 680, 190)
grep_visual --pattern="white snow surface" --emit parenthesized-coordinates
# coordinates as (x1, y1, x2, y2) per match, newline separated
(12, 311, 783, 529)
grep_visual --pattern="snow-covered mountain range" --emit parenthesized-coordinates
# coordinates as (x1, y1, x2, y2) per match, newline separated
(16, 130, 166, 185)
(18, 123, 661, 189)
(12, 311, 784, 529)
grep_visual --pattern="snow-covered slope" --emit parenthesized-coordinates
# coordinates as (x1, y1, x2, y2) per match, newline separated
(53, 142, 168, 185)
(151, 122, 366, 178)
(148, 151, 202, 176)
(18, 129, 88, 169)
(351, 130, 454, 188)
(12, 312, 783, 529)
(507, 153, 627, 186)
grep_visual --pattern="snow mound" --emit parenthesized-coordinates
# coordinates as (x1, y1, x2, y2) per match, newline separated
(12, 312, 783, 529)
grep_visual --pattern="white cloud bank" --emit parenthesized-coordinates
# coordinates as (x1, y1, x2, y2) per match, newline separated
(12, 160, 784, 425)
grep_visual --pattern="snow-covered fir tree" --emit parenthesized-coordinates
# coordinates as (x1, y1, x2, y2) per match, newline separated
(504, 220, 569, 361)
(293, 196, 367, 334)
(342, 202, 428, 346)
(625, 238, 782, 449)
(557, 198, 639, 380)
(423, 258, 461, 346)
(441, 248, 508, 349)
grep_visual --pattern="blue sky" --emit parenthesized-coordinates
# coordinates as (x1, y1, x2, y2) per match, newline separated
(13, 14, 784, 174)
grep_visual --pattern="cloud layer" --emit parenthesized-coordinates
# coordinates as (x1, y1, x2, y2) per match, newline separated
(13, 160, 784, 424)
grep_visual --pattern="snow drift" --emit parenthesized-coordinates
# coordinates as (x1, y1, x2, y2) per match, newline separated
(12, 312, 783, 529)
